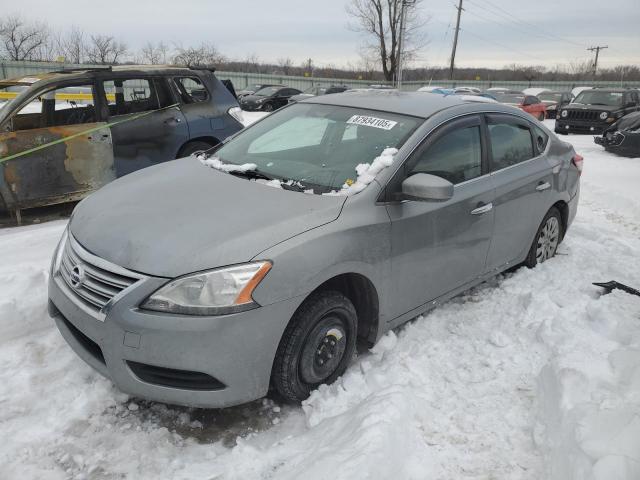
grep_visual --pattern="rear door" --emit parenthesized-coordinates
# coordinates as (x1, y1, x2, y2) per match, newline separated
(385, 115, 495, 316)
(0, 81, 115, 212)
(101, 76, 188, 176)
(484, 113, 554, 270)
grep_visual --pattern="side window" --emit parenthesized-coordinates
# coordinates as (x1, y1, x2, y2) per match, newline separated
(10, 83, 96, 131)
(174, 77, 209, 103)
(488, 120, 534, 170)
(248, 116, 331, 153)
(408, 126, 482, 185)
(102, 78, 160, 116)
(533, 125, 549, 153)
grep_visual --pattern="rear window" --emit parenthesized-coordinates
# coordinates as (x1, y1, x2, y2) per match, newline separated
(488, 121, 534, 170)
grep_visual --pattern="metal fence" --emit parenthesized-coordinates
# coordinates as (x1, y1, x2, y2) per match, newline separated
(2, 60, 639, 92)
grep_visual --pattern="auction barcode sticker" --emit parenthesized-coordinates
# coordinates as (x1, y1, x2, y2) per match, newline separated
(347, 115, 397, 130)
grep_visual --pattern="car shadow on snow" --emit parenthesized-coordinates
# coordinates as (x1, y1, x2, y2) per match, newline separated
(110, 395, 288, 447)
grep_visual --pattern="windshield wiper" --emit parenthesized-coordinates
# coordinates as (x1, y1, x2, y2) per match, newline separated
(229, 169, 274, 181)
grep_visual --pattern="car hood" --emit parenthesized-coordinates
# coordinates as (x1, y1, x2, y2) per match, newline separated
(564, 104, 615, 112)
(612, 111, 640, 131)
(240, 94, 267, 103)
(70, 158, 346, 278)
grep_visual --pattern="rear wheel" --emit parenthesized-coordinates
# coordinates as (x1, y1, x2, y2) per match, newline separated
(524, 207, 563, 268)
(178, 140, 216, 158)
(272, 291, 357, 402)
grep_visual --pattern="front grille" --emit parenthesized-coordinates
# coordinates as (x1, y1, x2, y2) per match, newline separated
(566, 109, 600, 121)
(58, 235, 142, 317)
(127, 361, 226, 391)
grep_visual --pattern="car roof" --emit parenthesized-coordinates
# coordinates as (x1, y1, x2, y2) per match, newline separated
(303, 89, 508, 118)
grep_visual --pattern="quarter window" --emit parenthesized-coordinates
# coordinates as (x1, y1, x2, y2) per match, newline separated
(488, 122, 534, 170)
(408, 126, 482, 185)
(174, 77, 209, 103)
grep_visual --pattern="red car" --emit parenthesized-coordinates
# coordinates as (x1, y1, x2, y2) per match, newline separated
(494, 93, 547, 121)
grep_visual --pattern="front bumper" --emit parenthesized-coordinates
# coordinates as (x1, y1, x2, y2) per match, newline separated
(48, 254, 301, 408)
(555, 119, 608, 135)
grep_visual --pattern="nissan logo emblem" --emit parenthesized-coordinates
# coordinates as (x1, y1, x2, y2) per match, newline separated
(70, 264, 86, 288)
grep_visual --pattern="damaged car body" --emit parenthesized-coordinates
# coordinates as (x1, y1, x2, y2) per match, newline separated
(595, 111, 640, 157)
(0, 66, 243, 220)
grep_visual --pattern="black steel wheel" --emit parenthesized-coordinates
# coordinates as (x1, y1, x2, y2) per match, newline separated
(272, 291, 357, 402)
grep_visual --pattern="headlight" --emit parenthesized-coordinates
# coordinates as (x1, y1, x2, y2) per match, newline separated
(227, 106, 244, 124)
(50, 228, 68, 276)
(141, 261, 272, 315)
(599, 111, 608, 120)
(561, 110, 568, 118)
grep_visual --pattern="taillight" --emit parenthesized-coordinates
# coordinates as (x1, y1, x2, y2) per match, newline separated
(572, 154, 584, 176)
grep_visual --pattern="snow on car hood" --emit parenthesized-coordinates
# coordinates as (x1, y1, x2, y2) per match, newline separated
(70, 157, 346, 278)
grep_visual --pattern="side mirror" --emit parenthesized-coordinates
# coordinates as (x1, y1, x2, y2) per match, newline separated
(401, 173, 454, 202)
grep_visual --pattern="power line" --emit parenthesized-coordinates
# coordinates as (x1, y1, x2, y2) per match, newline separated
(469, 0, 584, 48)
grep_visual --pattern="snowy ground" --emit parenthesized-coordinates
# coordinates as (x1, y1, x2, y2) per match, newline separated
(1, 119, 639, 480)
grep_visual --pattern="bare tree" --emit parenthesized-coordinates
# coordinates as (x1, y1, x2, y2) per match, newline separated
(0, 14, 50, 60)
(55, 26, 86, 64)
(172, 42, 224, 67)
(86, 35, 127, 64)
(140, 41, 168, 64)
(346, 0, 427, 82)
(277, 57, 294, 75)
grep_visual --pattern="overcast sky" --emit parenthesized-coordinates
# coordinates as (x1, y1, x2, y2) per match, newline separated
(14, 0, 640, 69)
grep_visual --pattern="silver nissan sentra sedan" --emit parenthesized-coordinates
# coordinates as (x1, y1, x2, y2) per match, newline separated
(48, 91, 581, 407)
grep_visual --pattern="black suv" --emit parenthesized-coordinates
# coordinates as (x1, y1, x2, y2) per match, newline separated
(239, 86, 302, 112)
(0, 65, 244, 218)
(555, 88, 640, 134)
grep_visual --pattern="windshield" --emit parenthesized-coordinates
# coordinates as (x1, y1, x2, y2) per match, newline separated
(211, 103, 421, 193)
(538, 92, 563, 102)
(0, 84, 29, 111)
(494, 94, 524, 104)
(254, 86, 280, 97)
(574, 90, 624, 106)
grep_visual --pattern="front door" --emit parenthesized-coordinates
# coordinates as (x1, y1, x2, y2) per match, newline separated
(0, 81, 115, 212)
(385, 115, 495, 317)
(101, 77, 188, 177)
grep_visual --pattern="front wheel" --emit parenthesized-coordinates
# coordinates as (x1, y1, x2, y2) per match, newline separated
(262, 103, 274, 112)
(272, 291, 357, 402)
(524, 207, 563, 268)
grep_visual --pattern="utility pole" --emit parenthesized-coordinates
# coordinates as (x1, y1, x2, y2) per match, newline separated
(396, 0, 415, 90)
(449, 0, 464, 80)
(587, 45, 608, 79)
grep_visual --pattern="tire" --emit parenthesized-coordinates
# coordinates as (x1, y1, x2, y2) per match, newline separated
(262, 103, 274, 112)
(178, 140, 216, 158)
(272, 291, 357, 402)
(523, 207, 563, 268)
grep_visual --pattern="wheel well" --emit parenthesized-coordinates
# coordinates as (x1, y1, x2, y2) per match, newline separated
(312, 273, 380, 346)
(176, 136, 220, 157)
(551, 201, 569, 240)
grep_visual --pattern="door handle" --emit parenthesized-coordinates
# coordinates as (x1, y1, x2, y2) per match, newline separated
(536, 182, 551, 192)
(471, 202, 493, 215)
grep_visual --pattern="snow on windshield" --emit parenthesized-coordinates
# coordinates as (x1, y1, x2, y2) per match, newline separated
(325, 147, 398, 196)
(199, 155, 257, 173)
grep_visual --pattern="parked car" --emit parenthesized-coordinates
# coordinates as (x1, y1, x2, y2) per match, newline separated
(288, 85, 349, 104)
(417, 85, 446, 92)
(493, 93, 547, 121)
(454, 87, 482, 94)
(594, 111, 640, 157)
(418, 87, 455, 95)
(486, 87, 522, 94)
(0, 65, 243, 219)
(49, 91, 581, 408)
(555, 88, 640, 135)
(239, 86, 302, 111)
(537, 91, 572, 118)
(236, 83, 279, 99)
